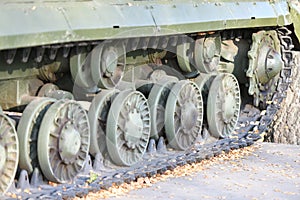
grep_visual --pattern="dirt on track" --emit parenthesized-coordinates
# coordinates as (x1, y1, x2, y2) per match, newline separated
(75, 142, 300, 200)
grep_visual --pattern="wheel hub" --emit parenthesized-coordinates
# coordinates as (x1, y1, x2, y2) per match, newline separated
(124, 109, 143, 149)
(265, 49, 283, 81)
(90, 41, 126, 89)
(59, 121, 81, 164)
(204, 38, 216, 62)
(194, 34, 221, 73)
(103, 48, 118, 77)
(0, 144, 6, 170)
(181, 101, 199, 131)
(256, 45, 283, 85)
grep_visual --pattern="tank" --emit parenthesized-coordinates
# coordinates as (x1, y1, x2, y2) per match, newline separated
(0, 0, 299, 196)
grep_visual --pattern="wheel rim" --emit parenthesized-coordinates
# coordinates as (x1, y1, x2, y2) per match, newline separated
(88, 89, 118, 156)
(106, 90, 150, 166)
(38, 100, 90, 183)
(148, 79, 176, 140)
(0, 114, 18, 194)
(91, 41, 126, 89)
(165, 80, 203, 150)
(207, 73, 241, 138)
(17, 97, 55, 174)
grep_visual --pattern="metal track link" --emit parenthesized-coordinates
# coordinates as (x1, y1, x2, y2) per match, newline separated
(256, 27, 294, 135)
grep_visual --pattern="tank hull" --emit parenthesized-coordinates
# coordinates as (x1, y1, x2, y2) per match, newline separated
(0, 0, 292, 50)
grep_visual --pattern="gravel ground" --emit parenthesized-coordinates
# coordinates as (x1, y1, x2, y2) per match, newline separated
(81, 142, 300, 200)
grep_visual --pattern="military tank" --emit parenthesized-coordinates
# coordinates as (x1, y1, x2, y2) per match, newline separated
(0, 0, 299, 196)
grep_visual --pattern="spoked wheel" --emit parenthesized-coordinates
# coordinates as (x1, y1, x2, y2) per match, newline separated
(38, 100, 90, 183)
(165, 80, 203, 150)
(207, 73, 241, 138)
(148, 79, 176, 140)
(88, 89, 118, 156)
(0, 114, 18, 194)
(106, 90, 150, 166)
(17, 98, 55, 174)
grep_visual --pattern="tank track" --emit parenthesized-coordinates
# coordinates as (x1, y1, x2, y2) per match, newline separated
(3, 28, 294, 200)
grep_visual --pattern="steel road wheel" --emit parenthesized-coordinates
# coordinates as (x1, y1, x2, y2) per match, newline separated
(165, 80, 203, 150)
(106, 90, 150, 166)
(0, 114, 18, 194)
(207, 73, 241, 138)
(91, 41, 126, 89)
(148, 79, 176, 140)
(194, 35, 221, 73)
(38, 99, 90, 183)
(17, 97, 55, 174)
(70, 52, 96, 89)
(88, 89, 118, 156)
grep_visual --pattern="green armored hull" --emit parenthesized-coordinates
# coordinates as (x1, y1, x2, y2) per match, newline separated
(0, 0, 299, 196)
(0, 0, 294, 50)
